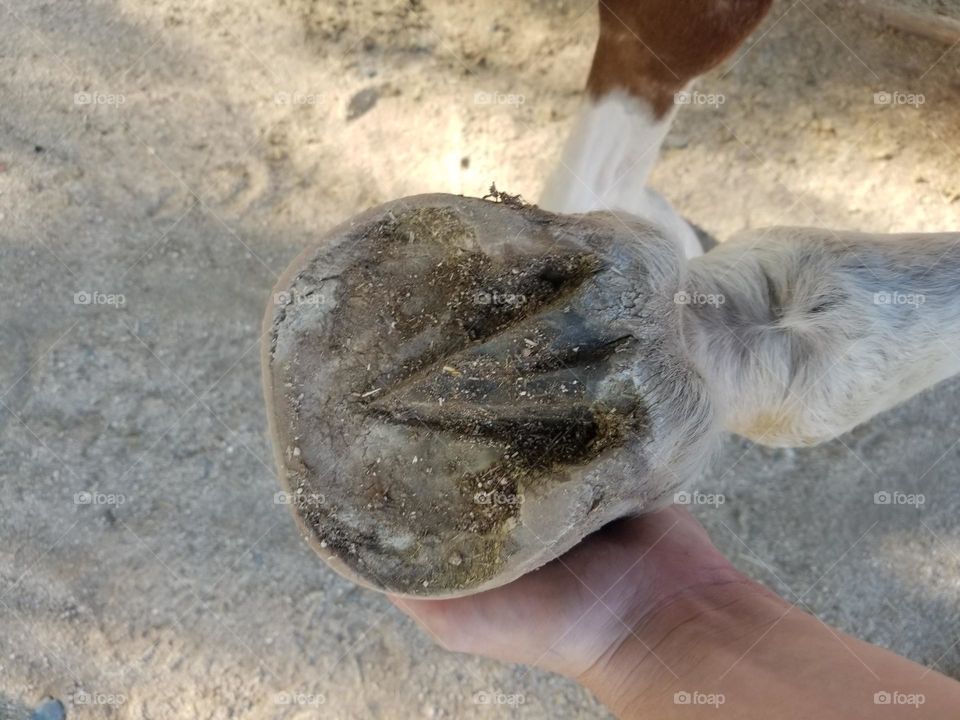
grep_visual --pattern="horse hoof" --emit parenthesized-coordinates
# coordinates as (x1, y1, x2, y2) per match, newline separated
(262, 194, 715, 597)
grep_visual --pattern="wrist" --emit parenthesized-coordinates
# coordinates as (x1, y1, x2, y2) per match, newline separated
(578, 575, 785, 716)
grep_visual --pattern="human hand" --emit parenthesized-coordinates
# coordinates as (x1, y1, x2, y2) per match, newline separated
(390, 505, 756, 680)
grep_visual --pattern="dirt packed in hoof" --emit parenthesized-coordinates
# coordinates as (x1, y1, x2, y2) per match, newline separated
(269, 199, 651, 594)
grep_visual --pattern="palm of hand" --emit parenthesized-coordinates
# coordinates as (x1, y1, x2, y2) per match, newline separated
(391, 505, 745, 678)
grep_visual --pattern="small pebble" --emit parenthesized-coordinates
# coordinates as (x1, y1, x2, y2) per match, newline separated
(31, 699, 65, 720)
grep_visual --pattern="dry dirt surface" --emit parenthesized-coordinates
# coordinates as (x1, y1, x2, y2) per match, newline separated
(1, 0, 960, 718)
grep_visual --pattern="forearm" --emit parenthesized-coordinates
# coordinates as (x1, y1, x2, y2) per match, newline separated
(581, 579, 960, 718)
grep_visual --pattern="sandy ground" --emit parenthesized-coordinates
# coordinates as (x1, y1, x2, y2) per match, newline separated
(1, 0, 960, 718)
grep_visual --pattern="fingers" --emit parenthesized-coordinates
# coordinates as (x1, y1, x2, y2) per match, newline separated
(594, 505, 706, 548)
(388, 594, 469, 652)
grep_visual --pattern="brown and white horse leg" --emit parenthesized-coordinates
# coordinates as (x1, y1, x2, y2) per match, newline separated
(540, 0, 773, 257)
